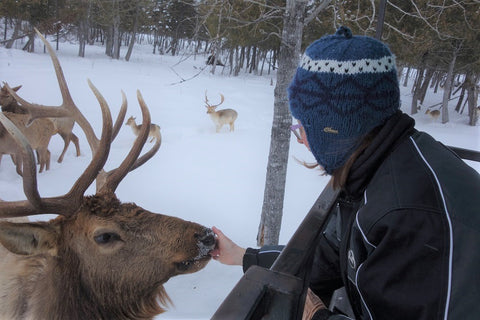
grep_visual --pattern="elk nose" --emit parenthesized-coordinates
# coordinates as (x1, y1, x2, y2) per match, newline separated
(195, 228, 216, 247)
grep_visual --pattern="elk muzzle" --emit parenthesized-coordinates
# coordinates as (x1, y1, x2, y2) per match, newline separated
(175, 227, 216, 274)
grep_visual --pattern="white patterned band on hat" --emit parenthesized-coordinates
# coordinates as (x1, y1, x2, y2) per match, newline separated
(300, 54, 396, 75)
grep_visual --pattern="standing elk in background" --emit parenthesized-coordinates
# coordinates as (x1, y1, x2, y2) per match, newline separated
(1, 83, 81, 163)
(126, 115, 161, 144)
(205, 91, 238, 132)
(0, 111, 55, 173)
(0, 85, 25, 113)
(425, 109, 441, 121)
(0, 29, 215, 320)
(1, 85, 56, 173)
(0, 123, 23, 175)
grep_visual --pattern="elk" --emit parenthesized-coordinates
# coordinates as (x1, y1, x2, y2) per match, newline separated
(1, 111, 55, 173)
(126, 115, 161, 144)
(205, 92, 238, 132)
(0, 29, 216, 320)
(0, 123, 23, 175)
(1, 84, 56, 173)
(425, 109, 441, 120)
(1, 83, 81, 163)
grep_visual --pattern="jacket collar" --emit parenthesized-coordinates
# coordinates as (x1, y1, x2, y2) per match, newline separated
(344, 111, 416, 197)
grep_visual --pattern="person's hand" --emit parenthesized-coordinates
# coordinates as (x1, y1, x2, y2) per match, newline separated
(210, 226, 246, 266)
(302, 289, 326, 320)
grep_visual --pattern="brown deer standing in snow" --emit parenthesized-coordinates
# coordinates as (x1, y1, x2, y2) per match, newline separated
(0, 111, 55, 173)
(126, 115, 161, 144)
(0, 29, 215, 320)
(0, 123, 23, 175)
(425, 109, 441, 121)
(1, 83, 57, 174)
(204, 92, 238, 132)
(1, 83, 82, 163)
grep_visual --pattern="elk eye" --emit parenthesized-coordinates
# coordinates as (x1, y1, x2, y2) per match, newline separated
(94, 232, 120, 244)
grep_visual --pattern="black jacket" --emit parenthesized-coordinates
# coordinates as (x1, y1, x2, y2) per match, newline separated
(243, 112, 480, 319)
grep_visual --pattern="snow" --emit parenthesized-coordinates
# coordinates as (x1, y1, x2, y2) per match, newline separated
(0, 38, 479, 319)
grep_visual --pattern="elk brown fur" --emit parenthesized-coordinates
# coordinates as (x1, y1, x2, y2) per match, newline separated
(0, 195, 215, 320)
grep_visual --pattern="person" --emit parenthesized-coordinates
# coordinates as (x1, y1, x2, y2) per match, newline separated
(210, 26, 480, 319)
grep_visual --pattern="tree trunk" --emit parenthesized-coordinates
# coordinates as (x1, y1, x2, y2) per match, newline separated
(402, 66, 410, 87)
(234, 46, 244, 76)
(23, 30, 34, 52)
(441, 49, 457, 124)
(125, 2, 139, 62)
(3, 17, 7, 41)
(257, 0, 307, 246)
(260, 50, 267, 76)
(455, 76, 468, 113)
(228, 47, 234, 75)
(105, 27, 113, 57)
(210, 7, 223, 75)
(455, 86, 465, 113)
(466, 73, 479, 126)
(418, 68, 434, 105)
(411, 68, 424, 114)
(112, 0, 121, 60)
(78, 4, 90, 58)
(6, 19, 21, 49)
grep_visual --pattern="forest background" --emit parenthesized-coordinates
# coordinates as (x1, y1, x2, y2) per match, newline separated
(1, 1, 479, 109)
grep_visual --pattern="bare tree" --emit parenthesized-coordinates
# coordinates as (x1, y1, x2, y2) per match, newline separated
(257, 0, 332, 246)
(440, 41, 462, 123)
(111, 0, 121, 59)
(125, 1, 139, 62)
(77, 0, 92, 58)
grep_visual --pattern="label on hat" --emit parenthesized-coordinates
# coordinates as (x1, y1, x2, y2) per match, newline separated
(323, 127, 339, 134)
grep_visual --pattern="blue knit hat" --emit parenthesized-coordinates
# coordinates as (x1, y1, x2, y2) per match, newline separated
(288, 26, 400, 174)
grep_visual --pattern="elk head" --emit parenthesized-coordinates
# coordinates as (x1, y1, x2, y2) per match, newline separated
(0, 84, 27, 113)
(0, 29, 215, 320)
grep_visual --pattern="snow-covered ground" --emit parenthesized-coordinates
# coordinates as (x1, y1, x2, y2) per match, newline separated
(0, 37, 478, 319)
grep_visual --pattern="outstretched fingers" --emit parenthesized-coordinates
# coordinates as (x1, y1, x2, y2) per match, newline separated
(210, 226, 246, 266)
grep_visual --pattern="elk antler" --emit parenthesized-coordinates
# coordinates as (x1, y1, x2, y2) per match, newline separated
(204, 91, 224, 108)
(97, 90, 160, 194)
(0, 80, 113, 218)
(3, 28, 126, 154)
(6, 28, 158, 190)
(0, 29, 160, 218)
(0, 114, 40, 208)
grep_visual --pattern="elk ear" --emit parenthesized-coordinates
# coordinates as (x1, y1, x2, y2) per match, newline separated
(12, 85, 22, 92)
(0, 222, 58, 256)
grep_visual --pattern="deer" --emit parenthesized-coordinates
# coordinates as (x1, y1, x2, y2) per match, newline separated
(1, 111, 55, 173)
(126, 115, 161, 144)
(0, 123, 23, 175)
(204, 91, 238, 132)
(1, 83, 56, 174)
(425, 109, 441, 120)
(1, 83, 82, 163)
(0, 29, 216, 320)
